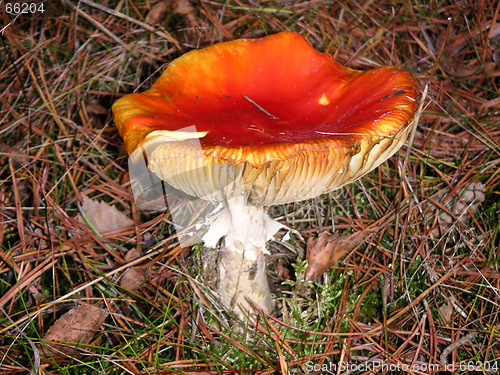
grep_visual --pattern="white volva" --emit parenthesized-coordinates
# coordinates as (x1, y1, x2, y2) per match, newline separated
(202, 196, 287, 315)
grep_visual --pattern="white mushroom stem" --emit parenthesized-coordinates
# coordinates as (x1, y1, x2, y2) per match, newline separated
(202, 197, 286, 316)
(218, 247, 272, 317)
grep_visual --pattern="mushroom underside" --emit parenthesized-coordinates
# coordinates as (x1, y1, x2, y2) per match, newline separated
(147, 122, 412, 206)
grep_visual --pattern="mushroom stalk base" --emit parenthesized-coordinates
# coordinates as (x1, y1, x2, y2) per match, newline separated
(218, 248, 273, 317)
(202, 197, 285, 317)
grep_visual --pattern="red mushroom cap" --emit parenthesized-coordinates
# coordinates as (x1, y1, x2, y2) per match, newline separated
(113, 31, 420, 205)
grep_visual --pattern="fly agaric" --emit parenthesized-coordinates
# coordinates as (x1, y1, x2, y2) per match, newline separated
(113, 31, 420, 318)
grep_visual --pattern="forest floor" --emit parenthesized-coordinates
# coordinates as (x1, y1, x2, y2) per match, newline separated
(1, 1, 499, 374)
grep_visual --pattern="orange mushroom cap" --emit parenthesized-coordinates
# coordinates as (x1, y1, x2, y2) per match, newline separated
(113, 31, 420, 205)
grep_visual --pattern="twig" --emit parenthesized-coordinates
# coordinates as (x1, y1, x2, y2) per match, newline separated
(439, 331, 478, 365)
(242, 94, 279, 119)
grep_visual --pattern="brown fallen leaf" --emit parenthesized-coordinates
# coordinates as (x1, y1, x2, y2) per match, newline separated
(438, 296, 456, 325)
(40, 305, 107, 358)
(275, 257, 292, 280)
(146, 1, 197, 31)
(85, 99, 107, 115)
(124, 247, 142, 263)
(172, 0, 196, 27)
(121, 249, 148, 291)
(78, 196, 134, 234)
(305, 229, 373, 281)
(145, 1, 169, 25)
(0, 141, 29, 166)
(120, 268, 145, 292)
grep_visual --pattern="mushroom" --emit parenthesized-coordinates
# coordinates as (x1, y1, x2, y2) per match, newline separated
(112, 31, 420, 318)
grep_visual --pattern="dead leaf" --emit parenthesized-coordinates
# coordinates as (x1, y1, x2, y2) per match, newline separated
(305, 229, 372, 281)
(40, 305, 107, 358)
(146, 1, 169, 25)
(275, 258, 292, 280)
(33, 227, 49, 250)
(172, 0, 196, 27)
(124, 248, 142, 263)
(146, 1, 197, 28)
(78, 196, 133, 234)
(438, 297, 455, 325)
(120, 268, 145, 291)
(0, 142, 29, 166)
(86, 99, 107, 115)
